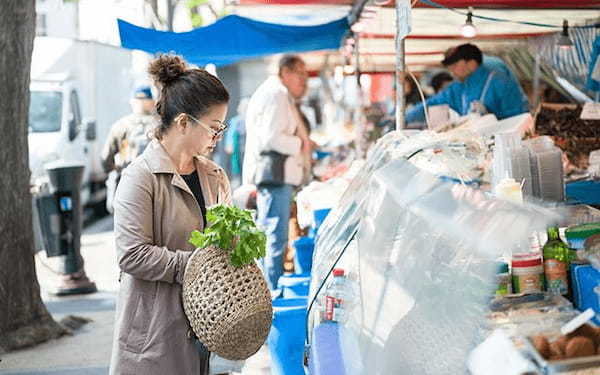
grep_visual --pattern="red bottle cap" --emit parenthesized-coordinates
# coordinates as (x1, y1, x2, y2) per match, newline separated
(512, 258, 542, 268)
(333, 268, 345, 277)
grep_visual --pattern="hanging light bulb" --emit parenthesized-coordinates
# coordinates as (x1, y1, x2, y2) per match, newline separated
(351, 21, 365, 33)
(557, 19, 573, 49)
(461, 8, 477, 38)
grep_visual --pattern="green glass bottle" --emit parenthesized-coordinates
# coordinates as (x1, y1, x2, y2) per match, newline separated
(543, 227, 572, 296)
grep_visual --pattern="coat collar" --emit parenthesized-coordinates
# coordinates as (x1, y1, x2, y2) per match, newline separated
(144, 140, 218, 176)
(143, 139, 220, 205)
(464, 64, 490, 87)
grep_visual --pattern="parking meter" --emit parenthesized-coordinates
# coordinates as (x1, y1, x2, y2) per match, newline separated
(42, 161, 96, 295)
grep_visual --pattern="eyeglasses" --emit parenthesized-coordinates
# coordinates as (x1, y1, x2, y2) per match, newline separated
(291, 69, 308, 79)
(186, 114, 228, 140)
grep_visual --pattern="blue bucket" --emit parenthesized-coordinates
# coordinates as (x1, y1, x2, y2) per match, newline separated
(293, 236, 314, 275)
(268, 298, 308, 375)
(313, 208, 331, 234)
(278, 273, 311, 298)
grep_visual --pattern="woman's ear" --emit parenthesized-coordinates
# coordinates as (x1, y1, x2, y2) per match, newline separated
(175, 114, 187, 134)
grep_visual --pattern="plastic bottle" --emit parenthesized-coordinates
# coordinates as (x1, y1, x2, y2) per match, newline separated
(324, 268, 346, 323)
(494, 177, 523, 204)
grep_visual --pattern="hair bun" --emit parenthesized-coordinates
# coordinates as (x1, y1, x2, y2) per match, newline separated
(148, 54, 187, 86)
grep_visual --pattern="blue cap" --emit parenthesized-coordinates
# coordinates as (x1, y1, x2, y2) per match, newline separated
(133, 85, 153, 99)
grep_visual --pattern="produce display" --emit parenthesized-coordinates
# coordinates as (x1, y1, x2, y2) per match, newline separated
(535, 104, 600, 169)
(536, 106, 600, 139)
(531, 324, 600, 360)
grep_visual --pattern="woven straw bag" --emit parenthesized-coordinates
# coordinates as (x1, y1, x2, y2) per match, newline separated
(182, 245, 272, 360)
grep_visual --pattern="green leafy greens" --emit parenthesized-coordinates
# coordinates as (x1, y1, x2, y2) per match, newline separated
(188, 205, 267, 267)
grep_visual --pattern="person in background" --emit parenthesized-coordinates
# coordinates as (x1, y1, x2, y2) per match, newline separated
(224, 98, 249, 189)
(243, 54, 312, 290)
(295, 102, 314, 185)
(110, 54, 233, 375)
(404, 77, 423, 109)
(430, 71, 454, 94)
(405, 43, 529, 124)
(101, 85, 158, 213)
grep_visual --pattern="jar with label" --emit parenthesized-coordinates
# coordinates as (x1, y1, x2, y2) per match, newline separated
(512, 253, 544, 294)
(543, 226, 573, 296)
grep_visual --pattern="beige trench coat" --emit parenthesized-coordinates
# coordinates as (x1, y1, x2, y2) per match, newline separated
(109, 140, 232, 375)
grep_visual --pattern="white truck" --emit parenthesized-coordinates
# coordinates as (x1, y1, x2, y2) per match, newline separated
(29, 36, 138, 208)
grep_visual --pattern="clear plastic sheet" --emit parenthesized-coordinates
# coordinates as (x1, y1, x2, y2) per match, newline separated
(307, 131, 560, 375)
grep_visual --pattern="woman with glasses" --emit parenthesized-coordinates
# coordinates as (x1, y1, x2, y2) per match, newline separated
(110, 54, 236, 375)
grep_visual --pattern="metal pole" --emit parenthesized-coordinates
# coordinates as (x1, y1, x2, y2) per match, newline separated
(395, 0, 409, 130)
(532, 46, 541, 111)
(354, 34, 367, 158)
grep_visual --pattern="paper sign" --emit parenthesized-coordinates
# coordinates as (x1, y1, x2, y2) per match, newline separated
(561, 308, 595, 335)
(581, 102, 600, 120)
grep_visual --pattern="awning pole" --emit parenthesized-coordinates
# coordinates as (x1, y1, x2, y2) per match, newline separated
(532, 46, 541, 110)
(395, 0, 409, 130)
(354, 33, 367, 158)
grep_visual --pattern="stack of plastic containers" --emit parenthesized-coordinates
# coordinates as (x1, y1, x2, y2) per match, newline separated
(492, 133, 564, 202)
(491, 130, 533, 198)
(268, 202, 332, 374)
(524, 136, 565, 202)
(268, 298, 308, 375)
(293, 236, 315, 275)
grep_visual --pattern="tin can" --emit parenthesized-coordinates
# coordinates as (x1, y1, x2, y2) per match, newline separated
(512, 253, 544, 293)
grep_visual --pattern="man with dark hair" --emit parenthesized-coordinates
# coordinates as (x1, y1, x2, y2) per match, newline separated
(405, 43, 528, 124)
(243, 54, 312, 290)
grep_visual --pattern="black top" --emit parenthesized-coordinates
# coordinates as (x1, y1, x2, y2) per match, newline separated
(181, 171, 207, 228)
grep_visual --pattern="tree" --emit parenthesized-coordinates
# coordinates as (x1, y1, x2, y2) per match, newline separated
(0, 0, 66, 351)
(146, 0, 179, 31)
(145, 0, 226, 30)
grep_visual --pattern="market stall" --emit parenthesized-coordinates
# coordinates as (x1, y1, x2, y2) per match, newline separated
(116, 1, 600, 373)
(304, 126, 600, 374)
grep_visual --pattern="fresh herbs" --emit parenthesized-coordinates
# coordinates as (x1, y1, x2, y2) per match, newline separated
(188, 205, 266, 267)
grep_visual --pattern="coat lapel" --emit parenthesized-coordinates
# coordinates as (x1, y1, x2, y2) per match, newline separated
(144, 140, 218, 202)
(194, 156, 219, 206)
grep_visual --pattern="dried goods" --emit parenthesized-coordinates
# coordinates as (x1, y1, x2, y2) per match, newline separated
(535, 105, 600, 168)
(532, 335, 551, 358)
(549, 339, 566, 359)
(536, 106, 600, 139)
(531, 324, 600, 361)
(565, 337, 596, 358)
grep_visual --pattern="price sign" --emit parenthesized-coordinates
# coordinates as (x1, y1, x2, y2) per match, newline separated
(580, 102, 600, 120)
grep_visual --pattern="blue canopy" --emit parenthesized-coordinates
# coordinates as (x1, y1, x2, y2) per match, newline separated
(118, 15, 349, 67)
(587, 34, 600, 93)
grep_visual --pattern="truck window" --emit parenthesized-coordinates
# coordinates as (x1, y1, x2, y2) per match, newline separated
(29, 91, 62, 132)
(70, 90, 81, 126)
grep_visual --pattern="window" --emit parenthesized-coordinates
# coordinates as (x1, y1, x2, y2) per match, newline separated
(70, 90, 81, 126)
(29, 91, 63, 133)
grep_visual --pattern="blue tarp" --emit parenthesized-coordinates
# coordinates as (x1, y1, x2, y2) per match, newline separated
(566, 180, 600, 205)
(586, 34, 600, 93)
(118, 15, 349, 67)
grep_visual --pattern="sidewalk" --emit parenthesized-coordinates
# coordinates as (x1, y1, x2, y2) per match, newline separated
(0, 215, 270, 375)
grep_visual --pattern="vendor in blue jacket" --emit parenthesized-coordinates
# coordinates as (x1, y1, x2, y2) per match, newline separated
(405, 43, 529, 124)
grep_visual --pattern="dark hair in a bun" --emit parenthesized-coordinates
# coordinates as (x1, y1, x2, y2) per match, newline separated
(148, 54, 186, 87)
(147, 53, 230, 139)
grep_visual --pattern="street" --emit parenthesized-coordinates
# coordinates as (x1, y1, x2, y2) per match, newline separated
(0, 215, 271, 375)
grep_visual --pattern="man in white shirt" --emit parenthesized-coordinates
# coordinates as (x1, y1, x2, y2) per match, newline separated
(243, 55, 311, 290)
